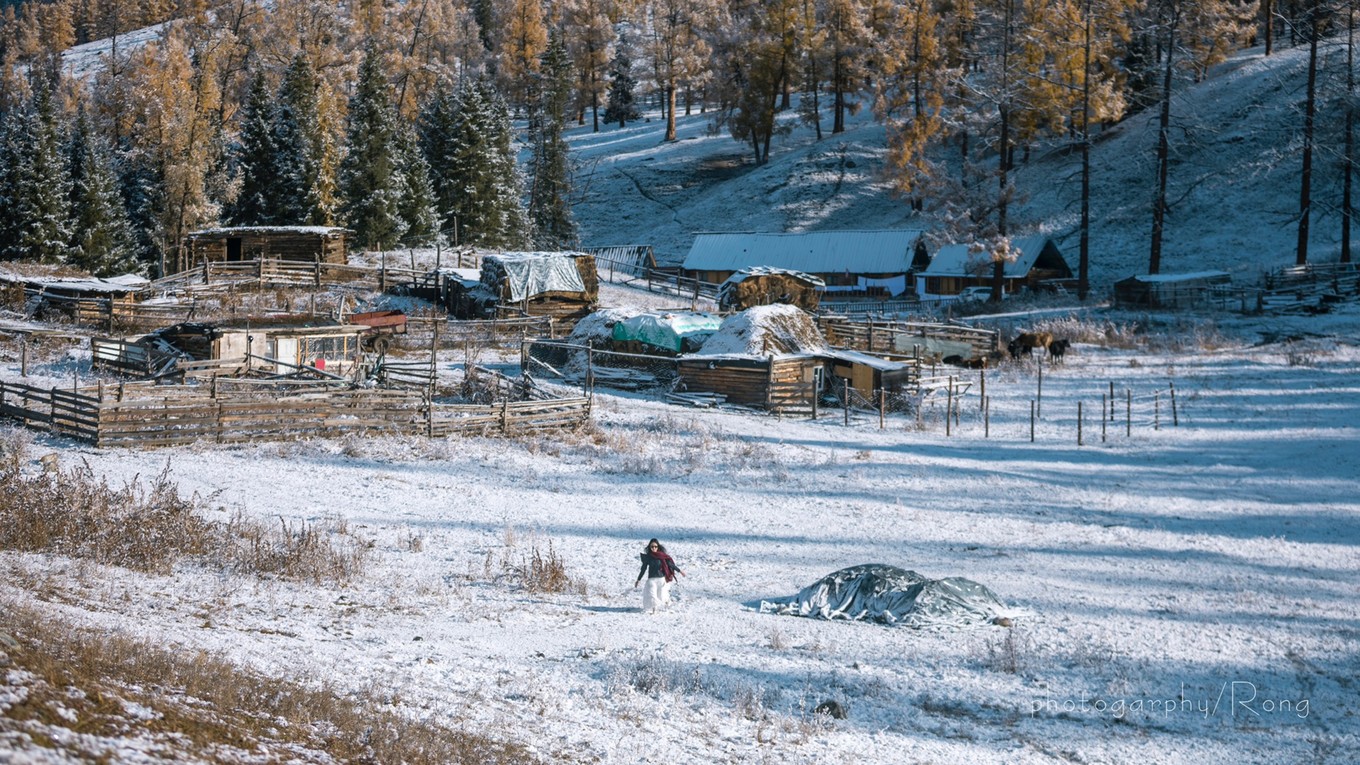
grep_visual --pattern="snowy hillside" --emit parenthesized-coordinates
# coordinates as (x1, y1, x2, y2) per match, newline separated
(571, 40, 1352, 289)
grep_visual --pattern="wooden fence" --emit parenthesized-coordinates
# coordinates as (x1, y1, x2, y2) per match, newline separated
(0, 380, 590, 448)
(818, 317, 1000, 359)
(147, 258, 428, 295)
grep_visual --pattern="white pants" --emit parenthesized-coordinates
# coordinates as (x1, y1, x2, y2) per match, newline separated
(642, 576, 671, 613)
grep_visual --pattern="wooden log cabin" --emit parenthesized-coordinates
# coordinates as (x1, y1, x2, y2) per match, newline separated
(185, 226, 351, 270)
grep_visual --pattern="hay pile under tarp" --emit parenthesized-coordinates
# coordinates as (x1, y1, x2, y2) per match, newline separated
(718, 267, 825, 312)
(611, 312, 722, 353)
(566, 307, 639, 346)
(694, 304, 828, 356)
(759, 564, 1013, 629)
(481, 252, 599, 303)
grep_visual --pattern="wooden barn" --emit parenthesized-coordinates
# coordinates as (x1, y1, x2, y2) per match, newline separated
(185, 226, 351, 270)
(917, 237, 1073, 300)
(718, 267, 825, 313)
(1114, 271, 1232, 308)
(682, 230, 929, 299)
(449, 252, 599, 324)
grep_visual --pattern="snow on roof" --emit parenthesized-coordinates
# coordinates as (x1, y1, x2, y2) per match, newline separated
(821, 348, 913, 372)
(187, 226, 352, 237)
(922, 236, 1066, 278)
(683, 230, 925, 274)
(721, 266, 827, 287)
(0, 273, 148, 294)
(692, 304, 828, 356)
(1120, 271, 1232, 283)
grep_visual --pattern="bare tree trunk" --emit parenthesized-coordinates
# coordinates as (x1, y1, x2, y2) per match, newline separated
(665, 83, 678, 141)
(1344, 3, 1356, 264)
(1264, 0, 1273, 55)
(1150, 9, 1178, 275)
(1297, 12, 1319, 266)
(1079, 0, 1092, 300)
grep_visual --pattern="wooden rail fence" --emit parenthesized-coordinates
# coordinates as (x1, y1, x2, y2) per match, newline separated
(0, 380, 590, 448)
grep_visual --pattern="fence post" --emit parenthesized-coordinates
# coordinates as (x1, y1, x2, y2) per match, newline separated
(1078, 401, 1083, 446)
(979, 364, 986, 411)
(1101, 393, 1107, 442)
(1036, 358, 1043, 418)
(1126, 389, 1132, 437)
(586, 343, 594, 399)
(501, 398, 510, 433)
(20, 341, 26, 378)
(1170, 381, 1179, 426)
(1109, 381, 1115, 421)
(1029, 400, 1035, 443)
(879, 388, 885, 429)
(107, 298, 114, 332)
(946, 380, 952, 437)
(843, 378, 850, 426)
(380, 252, 387, 293)
(984, 396, 990, 438)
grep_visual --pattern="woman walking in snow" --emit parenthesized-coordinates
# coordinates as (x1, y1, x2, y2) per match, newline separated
(634, 538, 684, 614)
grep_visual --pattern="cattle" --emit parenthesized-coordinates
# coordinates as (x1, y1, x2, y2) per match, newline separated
(1008, 331, 1053, 359)
(1048, 338, 1072, 363)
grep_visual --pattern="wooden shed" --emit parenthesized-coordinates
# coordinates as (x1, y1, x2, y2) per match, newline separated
(1113, 271, 1231, 308)
(94, 321, 368, 378)
(822, 350, 916, 399)
(676, 355, 821, 412)
(185, 226, 351, 270)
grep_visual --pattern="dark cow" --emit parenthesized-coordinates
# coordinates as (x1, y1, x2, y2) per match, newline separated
(1047, 338, 1071, 363)
(1008, 331, 1053, 359)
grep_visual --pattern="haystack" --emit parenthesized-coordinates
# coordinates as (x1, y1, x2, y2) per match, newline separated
(695, 304, 828, 356)
(481, 252, 599, 304)
(718, 267, 824, 313)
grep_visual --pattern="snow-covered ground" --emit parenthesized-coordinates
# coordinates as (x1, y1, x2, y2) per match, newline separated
(3, 299, 1357, 764)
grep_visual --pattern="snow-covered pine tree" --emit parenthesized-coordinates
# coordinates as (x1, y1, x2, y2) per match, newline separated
(419, 77, 530, 248)
(0, 109, 24, 260)
(118, 147, 166, 273)
(603, 36, 641, 128)
(528, 32, 577, 248)
(10, 84, 76, 264)
(340, 46, 406, 251)
(68, 111, 140, 276)
(227, 72, 282, 226)
(276, 53, 337, 226)
(395, 123, 438, 245)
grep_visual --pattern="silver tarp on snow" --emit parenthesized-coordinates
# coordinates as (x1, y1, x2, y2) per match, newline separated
(759, 564, 1010, 628)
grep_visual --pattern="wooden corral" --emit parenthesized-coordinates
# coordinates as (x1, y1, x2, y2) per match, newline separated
(676, 355, 820, 413)
(185, 227, 350, 272)
(718, 268, 824, 313)
(0, 379, 591, 448)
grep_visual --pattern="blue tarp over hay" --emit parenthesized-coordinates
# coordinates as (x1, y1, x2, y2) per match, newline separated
(759, 564, 1012, 628)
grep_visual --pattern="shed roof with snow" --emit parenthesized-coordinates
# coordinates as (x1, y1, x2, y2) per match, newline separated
(683, 230, 928, 275)
(922, 237, 1072, 279)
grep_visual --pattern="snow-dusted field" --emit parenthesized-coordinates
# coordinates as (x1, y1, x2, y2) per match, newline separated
(3, 303, 1357, 764)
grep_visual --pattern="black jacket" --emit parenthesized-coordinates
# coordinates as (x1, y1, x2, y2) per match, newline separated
(637, 552, 682, 581)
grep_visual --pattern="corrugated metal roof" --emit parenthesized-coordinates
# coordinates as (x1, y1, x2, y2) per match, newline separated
(922, 236, 1057, 277)
(683, 230, 925, 273)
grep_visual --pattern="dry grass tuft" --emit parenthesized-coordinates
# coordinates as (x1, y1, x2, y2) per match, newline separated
(490, 533, 586, 596)
(0, 598, 538, 764)
(0, 434, 368, 584)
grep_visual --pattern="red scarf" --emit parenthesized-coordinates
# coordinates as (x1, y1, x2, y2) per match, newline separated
(647, 550, 678, 582)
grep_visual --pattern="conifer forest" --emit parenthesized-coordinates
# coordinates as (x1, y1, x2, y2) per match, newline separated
(0, 0, 1354, 279)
